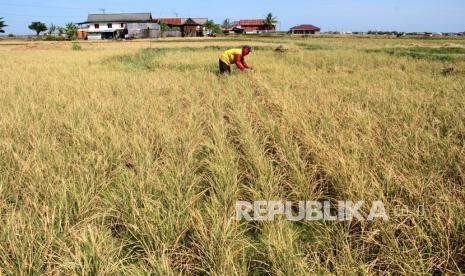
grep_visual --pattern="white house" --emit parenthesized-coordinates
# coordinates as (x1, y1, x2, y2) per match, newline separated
(78, 13, 160, 40)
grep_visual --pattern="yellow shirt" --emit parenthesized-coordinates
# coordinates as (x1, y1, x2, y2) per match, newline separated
(220, 48, 242, 65)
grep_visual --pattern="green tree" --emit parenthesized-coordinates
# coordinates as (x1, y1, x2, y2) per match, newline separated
(58, 27, 65, 36)
(0, 17, 7, 33)
(48, 23, 57, 35)
(65, 22, 76, 39)
(29, 21, 47, 36)
(222, 18, 232, 28)
(159, 21, 169, 37)
(263, 12, 278, 29)
(204, 20, 221, 35)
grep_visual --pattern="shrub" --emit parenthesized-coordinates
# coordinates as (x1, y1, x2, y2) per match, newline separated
(44, 35, 66, 41)
(72, 42, 82, 51)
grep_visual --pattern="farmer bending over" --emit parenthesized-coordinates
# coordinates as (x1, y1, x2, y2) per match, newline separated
(219, 46, 253, 74)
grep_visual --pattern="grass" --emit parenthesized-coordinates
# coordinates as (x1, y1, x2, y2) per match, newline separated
(366, 46, 465, 62)
(295, 42, 336, 51)
(71, 41, 82, 51)
(0, 37, 464, 274)
(111, 46, 275, 71)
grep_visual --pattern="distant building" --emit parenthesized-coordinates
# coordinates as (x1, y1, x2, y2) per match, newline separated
(49, 29, 66, 38)
(222, 26, 243, 34)
(77, 13, 160, 40)
(155, 18, 208, 37)
(232, 20, 276, 34)
(289, 24, 321, 35)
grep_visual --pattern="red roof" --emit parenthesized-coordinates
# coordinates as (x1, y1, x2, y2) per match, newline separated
(233, 19, 266, 26)
(290, 24, 320, 31)
(157, 18, 182, 25)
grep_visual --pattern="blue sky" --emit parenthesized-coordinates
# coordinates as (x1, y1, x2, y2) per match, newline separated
(1, 0, 464, 34)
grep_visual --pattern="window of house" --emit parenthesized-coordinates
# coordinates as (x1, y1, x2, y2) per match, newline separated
(95, 24, 99, 29)
(108, 23, 112, 29)
(120, 23, 124, 28)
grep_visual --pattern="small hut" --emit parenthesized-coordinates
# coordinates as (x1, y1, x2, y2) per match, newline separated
(289, 24, 321, 35)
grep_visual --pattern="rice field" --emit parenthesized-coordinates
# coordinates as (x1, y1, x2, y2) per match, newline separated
(0, 36, 464, 274)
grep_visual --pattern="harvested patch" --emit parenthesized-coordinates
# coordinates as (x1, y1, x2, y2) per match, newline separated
(175, 45, 274, 52)
(145, 37, 291, 44)
(440, 67, 465, 77)
(110, 46, 274, 71)
(295, 43, 335, 51)
(442, 67, 455, 76)
(112, 48, 166, 69)
(366, 47, 465, 62)
(275, 45, 289, 53)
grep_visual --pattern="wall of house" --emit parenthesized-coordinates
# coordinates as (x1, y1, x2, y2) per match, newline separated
(87, 22, 160, 32)
(241, 25, 275, 32)
(88, 22, 127, 32)
(126, 23, 160, 38)
(127, 29, 161, 39)
(87, 33, 103, 40)
(161, 30, 182, 37)
(127, 23, 160, 31)
(182, 25, 198, 37)
(291, 30, 319, 35)
(76, 31, 87, 40)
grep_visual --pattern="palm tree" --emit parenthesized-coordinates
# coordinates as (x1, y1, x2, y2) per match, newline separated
(263, 13, 277, 30)
(58, 27, 65, 36)
(0, 17, 7, 33)
(222, 19, 232, 29)
(64, 22, 76, 39)
(204, 20, 221, 35)
(48, 23, 57, 35)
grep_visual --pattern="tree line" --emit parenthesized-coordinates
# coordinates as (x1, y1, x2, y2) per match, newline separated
(28, 22, 77, 39)
(204, 13, 277, 35)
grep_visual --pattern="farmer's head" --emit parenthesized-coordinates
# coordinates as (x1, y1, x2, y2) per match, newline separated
(242, 46, 252, 56)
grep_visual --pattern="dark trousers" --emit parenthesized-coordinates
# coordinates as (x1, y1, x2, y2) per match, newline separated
(219, 60, 231, 74)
